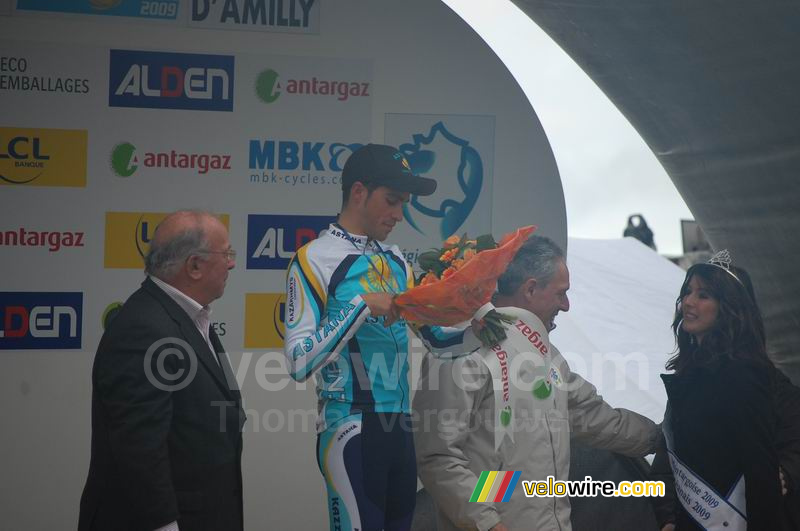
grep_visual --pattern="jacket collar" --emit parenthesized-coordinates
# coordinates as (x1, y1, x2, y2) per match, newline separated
(141, 277, 239, 400)
(494, 306, 550, 338)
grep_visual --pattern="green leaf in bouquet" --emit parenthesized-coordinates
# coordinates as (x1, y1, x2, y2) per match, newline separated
(476, 328, 495, 347)
(490, 311, 516, 325)
(417, 250, 443, 271)
(475, 310, 515, 348)
(475, 234, 497, 252)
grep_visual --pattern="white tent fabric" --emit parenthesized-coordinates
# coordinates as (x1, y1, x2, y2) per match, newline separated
(552, 237, 686, 424)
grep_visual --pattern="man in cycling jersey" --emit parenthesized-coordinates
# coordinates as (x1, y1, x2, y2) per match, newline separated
(284, 143, 480, 531)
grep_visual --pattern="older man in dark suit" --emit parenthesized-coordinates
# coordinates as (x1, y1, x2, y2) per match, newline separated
(79, 210, 245, 531)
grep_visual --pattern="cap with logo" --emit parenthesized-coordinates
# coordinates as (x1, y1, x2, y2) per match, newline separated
(341, 143, 437, 196)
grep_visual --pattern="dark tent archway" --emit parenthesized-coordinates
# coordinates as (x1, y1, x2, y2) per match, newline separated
(512, 0, 800, 381)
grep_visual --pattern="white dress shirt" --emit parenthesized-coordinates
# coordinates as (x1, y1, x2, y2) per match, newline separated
(150, 275, 219, 365)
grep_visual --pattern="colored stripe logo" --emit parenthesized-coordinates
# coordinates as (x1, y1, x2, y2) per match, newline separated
(469, 471, 521, 502)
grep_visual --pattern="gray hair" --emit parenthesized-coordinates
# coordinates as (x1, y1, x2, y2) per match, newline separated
(144, 211, 212, 280)
(496, 235, 565, 296)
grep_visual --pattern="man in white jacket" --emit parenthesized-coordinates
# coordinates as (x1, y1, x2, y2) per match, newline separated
(413, 235, 659, 531)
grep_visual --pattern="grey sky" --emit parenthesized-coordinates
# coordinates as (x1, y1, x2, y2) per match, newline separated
(443, 0, 693, 256)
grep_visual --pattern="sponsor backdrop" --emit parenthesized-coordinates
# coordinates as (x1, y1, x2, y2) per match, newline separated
(0, 1, 565, 528)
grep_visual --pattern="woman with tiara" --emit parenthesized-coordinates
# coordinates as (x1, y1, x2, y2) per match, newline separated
(656, 251, 787, 530)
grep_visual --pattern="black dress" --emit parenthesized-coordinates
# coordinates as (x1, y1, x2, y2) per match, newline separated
(661, 359, 786, 530)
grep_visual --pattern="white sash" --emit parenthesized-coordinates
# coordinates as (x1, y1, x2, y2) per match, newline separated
(479, 310, 552, 450)
(663, 409, 747, 530)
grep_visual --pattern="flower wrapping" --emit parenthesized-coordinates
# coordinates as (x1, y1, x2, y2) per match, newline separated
(394, 225, 536, 327)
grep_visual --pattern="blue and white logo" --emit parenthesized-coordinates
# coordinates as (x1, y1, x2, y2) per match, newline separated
(0, 292, 83, 350)
(398, 121, 485, 240)
(385, 116, 494, 242)
(248, 139, 361, 186)
(247, 214, 335, 270)
(16, 0, 180, 20)
(109, 49, 234, 112)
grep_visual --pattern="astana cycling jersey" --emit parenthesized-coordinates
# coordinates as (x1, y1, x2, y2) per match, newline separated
(284, 223, 480, 431)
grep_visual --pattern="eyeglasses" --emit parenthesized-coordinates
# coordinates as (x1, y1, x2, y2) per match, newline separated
(202, 248, 237, 260)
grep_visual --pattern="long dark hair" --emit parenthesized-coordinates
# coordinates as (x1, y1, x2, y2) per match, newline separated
(666, 264, 769, 373)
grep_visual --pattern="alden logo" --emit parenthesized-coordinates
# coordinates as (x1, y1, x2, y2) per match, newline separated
(0, 292, 83, 350)
(255, 68, 370, 104)
(109, 49, 234, 111)
(111, 141, 232, 177)
(244, 293, 286, 348)
(0, 127, 87, 187)
(246, 214, 334, 270)
(104, 211, 230, 269)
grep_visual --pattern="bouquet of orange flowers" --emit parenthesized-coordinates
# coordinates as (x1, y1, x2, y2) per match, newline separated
(394, 225, 536, 346)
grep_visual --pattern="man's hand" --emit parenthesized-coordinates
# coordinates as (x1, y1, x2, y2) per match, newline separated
(361, 293, 399, 326)
(661, 524, 675, 531)
(489, 524, 509, 531)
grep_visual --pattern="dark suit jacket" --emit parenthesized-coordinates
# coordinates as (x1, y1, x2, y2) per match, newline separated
(78, 278, 245, 531)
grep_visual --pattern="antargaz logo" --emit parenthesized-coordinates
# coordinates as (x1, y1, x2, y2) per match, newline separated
(0, 227, 85, 252)
(110, 141, 232, 177)
(256, 69, 280, 103)
(0, 292, 83, 350)
(102, 302, 123, 330)
(255, 68, 370, 104)
(104, 211, 230, 269)
(0, 127, 87, 187)
(244, 293, 286, 348)
(111, 142, 137, 177)
(109, 49, 234, 112)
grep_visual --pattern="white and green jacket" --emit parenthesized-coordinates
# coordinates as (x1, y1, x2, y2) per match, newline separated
(413, 306, 659, 531)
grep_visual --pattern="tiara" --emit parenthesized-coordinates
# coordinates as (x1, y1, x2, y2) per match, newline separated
(707, 249, 742, 284)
